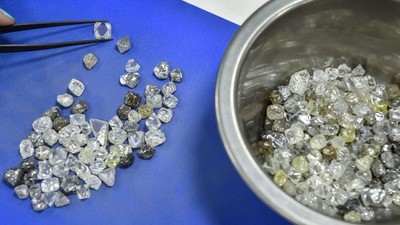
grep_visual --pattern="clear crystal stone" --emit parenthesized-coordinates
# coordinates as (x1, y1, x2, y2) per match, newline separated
(161, 82, 176, 96)
(54, 192, 70, 207)
(144, 85, 160, 97)
(48, 147, 68, 165)
(57, 93, 74, 107)
(29, 184, 42, 199)
(288, 69, 310, 95)
(60, 175, 79, 193)
(125, 59, 140, 72)
(117, 36, 131, 53)
(93, 22, 112, 39)
(128, 131, 145, 148)
(41, 177, 60, 193)
(111, 144, 132, 157)
(90, 118, 109, 146)
(94, 148, 108, 160)
(14, 184, 29, 199)
(83, 174, 102, 190)
(145, 130, 166, 147)
(309, 134, 327, 150)
(38, 161, 52, 180)
(109, 115, 123, 129)
(80, 121, 92, 135)
(83, 53, 98, 70)
(145, 113, 161, 131)
(163, 94, 178, 108)
(98, 168, 115, 186)
(312, 69, 329, 83)
(90, 160, 106, 174)
(361, 188, 386, 206)
(122, 121, 140, 133)
(76, 163, 91, 180)
(31, 194, 47, 211)
(76, 184, 91, 199)
(328, 160, 346, 180)
(51, 164, 69, 177)
(32, 116, 52, 133)
(278, 86, 291, 100)
(70, 114, 85, 126)
(42, 129, 58, 146)
(284, 127, 304, 145)
(157, 107, 173, 123)
(78, 147, 95, 165)
(45, 191, 58, 207)
(65, 154, 79, 171)
(154, 62, 169, 79)
(128, 110, 141, 123)
(19, 139, 34, 159)
(120, 73, 140, 88)
(170, 68, 182, 83)
(146, 94, 163, 108)
(108, 128, 128, 145)
(267, 104, 285, 120)
(68, 78, 85, 97)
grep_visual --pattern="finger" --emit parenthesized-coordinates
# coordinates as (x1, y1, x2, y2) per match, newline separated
(0, 8, 15, 26)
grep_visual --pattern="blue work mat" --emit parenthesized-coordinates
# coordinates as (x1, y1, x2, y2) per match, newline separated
(0, 1, 292, 224)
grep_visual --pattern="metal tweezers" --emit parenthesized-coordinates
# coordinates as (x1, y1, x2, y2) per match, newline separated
(0, 20, 112, 53)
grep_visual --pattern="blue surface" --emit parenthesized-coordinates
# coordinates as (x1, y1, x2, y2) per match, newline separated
(0, 1, 292, 224)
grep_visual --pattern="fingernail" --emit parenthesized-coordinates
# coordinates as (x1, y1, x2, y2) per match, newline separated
(0, 8, 15, 21)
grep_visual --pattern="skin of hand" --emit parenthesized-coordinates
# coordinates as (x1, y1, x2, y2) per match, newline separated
(0, 8, 15, 26)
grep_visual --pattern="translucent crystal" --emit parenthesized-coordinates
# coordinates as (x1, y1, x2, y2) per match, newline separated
(127, 110, 141, 123)
(48, 147, 68, 165)
(41, 177, 60, 193)
(288, 69, 310, 95)
(117, 36, 131, 53)
(283, 180, 297, 196)
(31, 194, 47, 211)
(54, 192, 70, 207)
(80, 121, 92, 135)
(90, 118, 109, 145)
(313, 69, 329, 83)
(343, 211, 361, 223)
(19, 139, 34, 159)
(117, 104, 132, 120)
(89, 160, 106, 174)
(93, 22, 112, 39)
(170, 68, 182, 83)
(338, 64, 351, 77)
(51, 164, 69, 178)
(120, 73, 140, 88)
(328, 160, 346, 180)
(145, 113, 162, 131)
(42, 129, 58, 146)
(128, 131, 145, 148)
(153, 62, 169, 79)
(389, 107, 400, 122)
(94, 148, 108, 161)
(325, 67, 339, 80)
(386, 84, 400, 99)
(125, 59, 140, 72)
(162, 82, 176, 96)
(157, 107, 173, 123)
(32, 116, 52, 133)
(278, 86, 291, 100)
(105, 149, 120, 169)
(69, 114, 85, 126)
(361, 188, 386, 206)
(340, 128, 356, 143)
(79, 147, 95, 165)
(352, 64, 366, 76)
(309, 134, 327, 150)
(65, 154, 79, 171)
(76, 184, 91, 200)
(68, 78, 85, 97)
(83, 174, 102, 190)
(381, 151, 395, 169)
(14, 184, 29, 199)
(108, 128, 127, 145)
(330, 136, 345, 148)
(58, 124, 80, 141)
(144, 85, 160, 97)
(124, 91, 141, 108)
(291, 156, 309, 174)
(273, 169, 288, 187)
(344, 178, 365, 192)
(266, 104, 285, 120)
(163, 94, 178, 108)
(60, 175, 79, 194)
(76, 163, 91, 180)
(146, 94, 163, 108)
(287, 168, 302, 183)
(29, 184, 42, 199)
(262, 156, 280, 175)
(138, 104, 154, 118)
(284, 127, 304, 145)
(109, 115, 123, 129)
(145, 130, 166, 147)
(83, 53, 98, 69)
(122, 121, 139, 133)
(98, 168, 115, 186)
(37, 161, 52, 180)
(393, 192, 400, 206)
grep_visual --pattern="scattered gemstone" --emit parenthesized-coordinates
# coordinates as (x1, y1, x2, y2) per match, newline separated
(76, 184, 91, 200)
(32, 116, 52, 133)
(93, 22, 112, 40)
(157, 107, 173, 123)
(117, 104, 132, 120)
(42, 129, 58, 146)
(41, 177, 60, 193)
(125, 59, 140, 72)
(14, 184, 29, 199)
(170, 68, 182, 83)
(146, 94, 163, 108)
(53, 116, 69, 132)
(138, 145, 155, 160)
(154, 62, 169, 79)
(54, 192, 70, 207)
(83, 175, 102, 190)
(163, 94, 178, 109)
(120, 73, 140, 89)
(98, 168, 115, 187)
(145, 113, 161, 131)
(128, 110, 141, 123)
(3, 168, 24, 187)
(68, 78, 85, 97)
(19, 158, 35, 171)
(109, 115, 123, 129)
(162, 82, 176, 96)
(144, 85, 160, 97)
(145, 130, 166, 147)
(117, 36, 131, 54)
(57, 93, 74, 107)
(43, 106, 60, 121)
(83, 53, 98, 70)
(60, 175, 79, 194)
(19, 139, 34, 159)
(138, 104, 153, 118)
(71, 100, 88, 114)
(31, 194, 48, 211)
(128, 131, 145, 148)
(124, 91, 141, 108)
(119, 153, 134, 168)
(108, 128, 128, 145)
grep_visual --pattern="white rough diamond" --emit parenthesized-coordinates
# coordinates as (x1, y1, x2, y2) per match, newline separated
(108, 128, 127, 145)
(80, 121, 92, 135)
(41, 177, 60, 193)
(128, 131, 145, 148)
(90, 160, 106, 174)
(170, 68, 182, 83)
(44, 192, 57, 207)
(288, 69, 310, 95)
(19, 139, 34, 159)
(68, 78, 85, 97)
(145, 113, 161, 131)
(120, 73, 140, 88)
(154, 62, 169, 79)
(144, 85, 160, 97)
(146, 94, 162, 108)
(48, 147, 68, 165)
(83, 53, 98, 70)
(117, 36, 131, 53)
(57, 93, 74, 107)
(42, 129, 58, 146)
(162, 81, 176, 96)
(157, 107, 173, 123)
(32, 116, 52, 133)
(163, 94, 178, 108)
(128, 110, 141, 123)
(52, 164, 69, 177)
(145, 130, 166, 147)
(83, 175, 102, 190)
(109, 115, 123, 129)
(54, 192, 70, 207)
(125, 59, 140, 72)
(98, 168, 116, 187)
(76, 184, 91, 200)
(93, 22, 112, 40)
(14, 185, 29, 199)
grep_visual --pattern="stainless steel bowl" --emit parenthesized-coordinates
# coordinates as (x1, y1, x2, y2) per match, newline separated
(216, 0, 400, 224)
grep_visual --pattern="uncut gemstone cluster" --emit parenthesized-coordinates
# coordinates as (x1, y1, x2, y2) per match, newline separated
(3, 60, 182, 211)
(260, 64, 400, 222)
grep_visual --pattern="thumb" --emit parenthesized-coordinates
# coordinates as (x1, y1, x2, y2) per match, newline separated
(0, 8, 15, 26)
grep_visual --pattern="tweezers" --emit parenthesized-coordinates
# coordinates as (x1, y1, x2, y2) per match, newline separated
(0, 20, 112, 53)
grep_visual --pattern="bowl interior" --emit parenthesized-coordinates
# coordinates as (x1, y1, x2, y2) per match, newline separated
(236, 0, 400, 223)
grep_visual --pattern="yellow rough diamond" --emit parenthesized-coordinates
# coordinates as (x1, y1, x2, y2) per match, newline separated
(138, 105, 153, 119)
(105, 149, 121, 169)
(356, 155, 373, 171)
(373, 100, 388, 113)
(291, 156, 309, 174)
(273, 169, 288, 187)
(340, 128, 356, 143)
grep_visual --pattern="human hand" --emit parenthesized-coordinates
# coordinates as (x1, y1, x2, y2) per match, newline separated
(0, 8, 15, 26)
